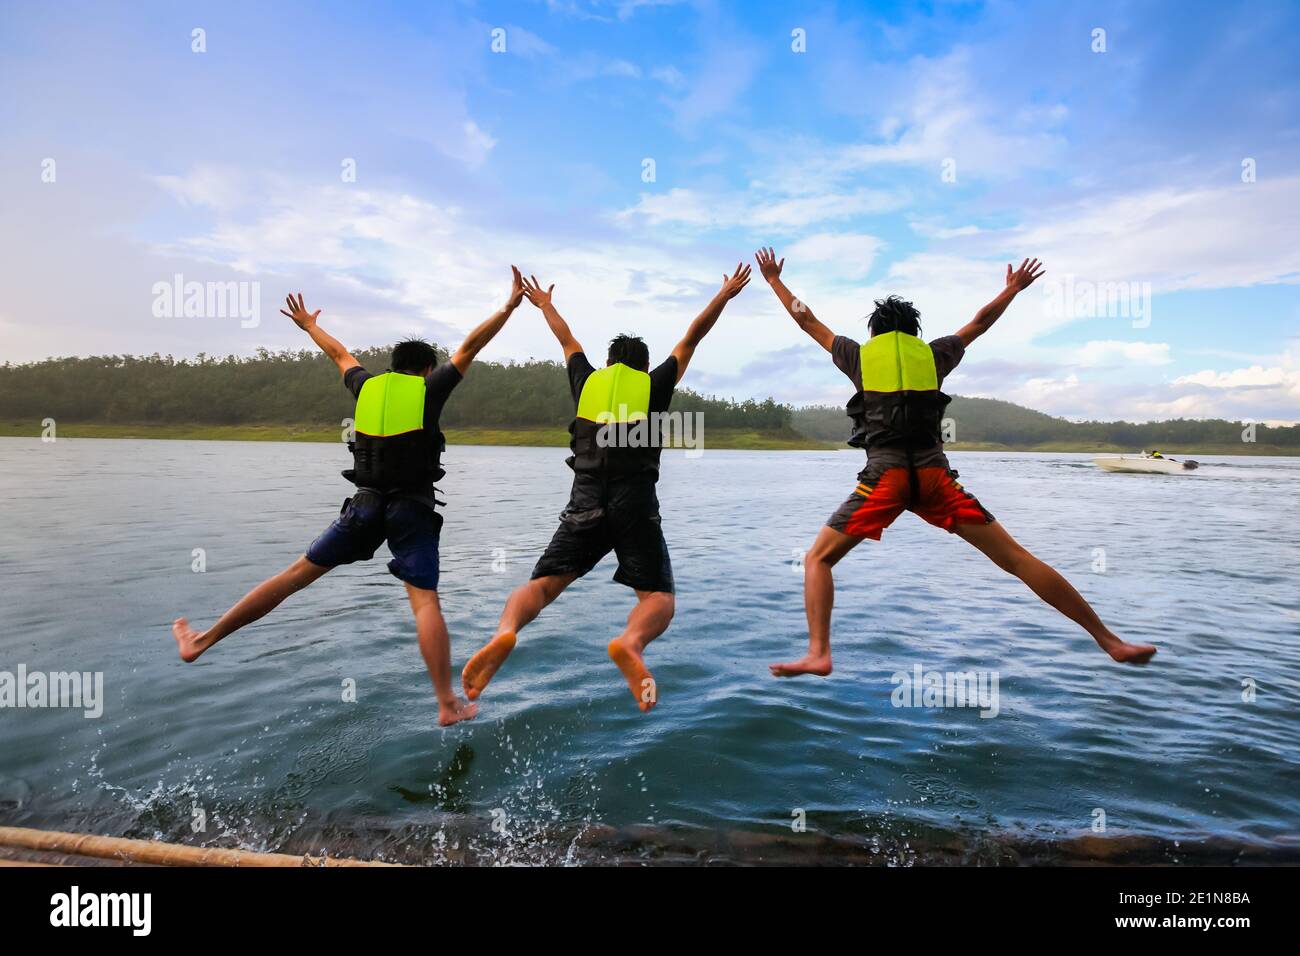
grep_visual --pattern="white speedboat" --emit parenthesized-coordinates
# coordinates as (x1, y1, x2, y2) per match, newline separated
(1093, 454, 1199, 474)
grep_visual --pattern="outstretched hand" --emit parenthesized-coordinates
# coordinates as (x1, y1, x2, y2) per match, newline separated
(755, 246, 784, 282)
(720, 262, 752, 299)
(280, 293, 320, 330)
(1006, 258, 1046, 292)
(507, 265, 525, 309)
(520, 274, 554, 309)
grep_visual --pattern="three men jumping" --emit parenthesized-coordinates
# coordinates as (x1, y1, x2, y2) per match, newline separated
(173, 251, 1154, 728)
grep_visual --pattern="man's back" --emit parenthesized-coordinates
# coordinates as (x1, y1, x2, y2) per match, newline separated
(829, 332, 966, 469)
(343, 364, 461, 494)
(564, 352, 679, 487)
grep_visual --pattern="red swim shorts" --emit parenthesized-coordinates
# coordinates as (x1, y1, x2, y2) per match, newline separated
(826, 467, 995, 540)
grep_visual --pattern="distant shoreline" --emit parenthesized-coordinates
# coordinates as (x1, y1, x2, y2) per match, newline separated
(2, 421, 1295, 456)
(0, 420, 825, 451)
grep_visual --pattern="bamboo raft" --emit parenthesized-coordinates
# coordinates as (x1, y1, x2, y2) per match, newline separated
(0, 826, 401, 867)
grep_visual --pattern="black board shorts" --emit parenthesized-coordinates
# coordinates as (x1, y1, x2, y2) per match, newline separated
(531, 476, 674, 594)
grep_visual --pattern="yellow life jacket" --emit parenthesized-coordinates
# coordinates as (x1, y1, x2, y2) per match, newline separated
(846, 332, 949, 450)
(348, 372, 444, 488)
(571, 363, 655, 475)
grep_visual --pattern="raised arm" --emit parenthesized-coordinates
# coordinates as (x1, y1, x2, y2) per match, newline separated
(520, 274, 583, 361)
(670, 262, 751, 383)
(281, 293, 359, 378)
(449, 266, 524, 375)
(755, 247, 835, 353)
(955, 258, 1046, 347)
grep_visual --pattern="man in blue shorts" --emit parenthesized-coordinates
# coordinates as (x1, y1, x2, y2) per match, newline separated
(172, 269, 525, 726)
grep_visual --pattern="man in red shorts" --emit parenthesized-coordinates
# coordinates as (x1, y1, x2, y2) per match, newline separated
(754, 248, 1157, 674)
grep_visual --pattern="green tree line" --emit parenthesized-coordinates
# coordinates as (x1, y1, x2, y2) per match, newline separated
(793, 396, 1300, 448)
(0, 349, 793, 431)
(3, 350, 1294, 447)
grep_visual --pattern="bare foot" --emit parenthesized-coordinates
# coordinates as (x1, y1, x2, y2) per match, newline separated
(461, 631, 516, 701)
(172, 618, 211, 663)
(607, 638, 657, 713)
(769, 653, 833, 678)
(1107, 641, 1158, 665)
(438, 696, 478, 727)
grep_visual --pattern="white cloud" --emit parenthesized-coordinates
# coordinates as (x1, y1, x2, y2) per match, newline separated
(853, 174, 1300, 352)
(602, 58, 642, 78)
(621, 186, 905, 233)
(668, 41, 764, 128)
(1002, 373, 1083, 409)
(461, 121, 498, 163)
(137, 168, 801, 381)
(155, 167, 250, 211)
(953, 357, 1300, 425)
(616, 0, 684, 19)
(784, 233, 885, 281)
(1010, 177, 1300, 294)
(1174, 365, 1296, 390)
(776, 47, 1070, 184)
(1163, 361, 1300, 422)
(503, 24, 557, 59)
(910, 220, 982, 240)
(1074, 340, 1173, 367)
(650, 65, 686, 89)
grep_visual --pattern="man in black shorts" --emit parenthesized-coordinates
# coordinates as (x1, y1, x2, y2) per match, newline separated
(462, 264, 752, 712)
(172, 270, 525, 726)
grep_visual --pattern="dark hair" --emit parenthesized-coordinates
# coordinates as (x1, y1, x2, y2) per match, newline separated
(391, 337, 438, 374)
(607, 333, 650, 371)
(868, 295, 922, 337)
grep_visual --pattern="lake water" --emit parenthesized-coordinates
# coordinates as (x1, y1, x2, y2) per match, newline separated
(1, 438, 1298, 864)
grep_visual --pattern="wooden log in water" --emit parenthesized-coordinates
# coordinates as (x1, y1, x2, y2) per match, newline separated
(0, 826, 400, 867)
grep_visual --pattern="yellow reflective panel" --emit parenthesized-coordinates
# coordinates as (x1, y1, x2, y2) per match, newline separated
(354, 372, 426, 436)
(576, 363, 651, 422)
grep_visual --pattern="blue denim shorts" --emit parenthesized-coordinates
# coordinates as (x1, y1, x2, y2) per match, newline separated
(306, 491, 443, 590)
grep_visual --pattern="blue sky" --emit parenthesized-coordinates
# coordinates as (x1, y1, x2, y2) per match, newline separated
(1, 0, 1297, 422)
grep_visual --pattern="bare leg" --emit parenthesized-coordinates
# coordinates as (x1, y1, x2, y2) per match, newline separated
(498, 571, 580, 636)
(954, 521, 1157, 664)
(771, 525, 862, 677)
(405, 585, 477, 726)
(172, 555, 330, 662)
(608, 590, 674, 712)
(461, 572, 579, 700)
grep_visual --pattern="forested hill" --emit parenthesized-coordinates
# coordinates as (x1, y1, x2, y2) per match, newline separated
(1, 350, 1296, 450)
(794, 397, 1300, 450)
(0, 349, 791, 431)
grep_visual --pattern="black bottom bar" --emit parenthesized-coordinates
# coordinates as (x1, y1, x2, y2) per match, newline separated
(0, 864, 1285, 940)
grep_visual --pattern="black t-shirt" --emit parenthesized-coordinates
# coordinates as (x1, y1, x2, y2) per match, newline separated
(831, 333, 965, 390)
(343, 363, 462, 492)
(565, 352, 679, 490)
(830, 333, 965, 471)
(566, 352, 679, 412)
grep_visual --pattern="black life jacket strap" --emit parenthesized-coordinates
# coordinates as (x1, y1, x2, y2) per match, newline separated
(905, 446, 921, 507)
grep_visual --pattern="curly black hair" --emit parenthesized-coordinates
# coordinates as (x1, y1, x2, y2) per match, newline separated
(867, 295, 922, 337)
(607, 333, 650, 371)
(391, 337, 438, 374)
